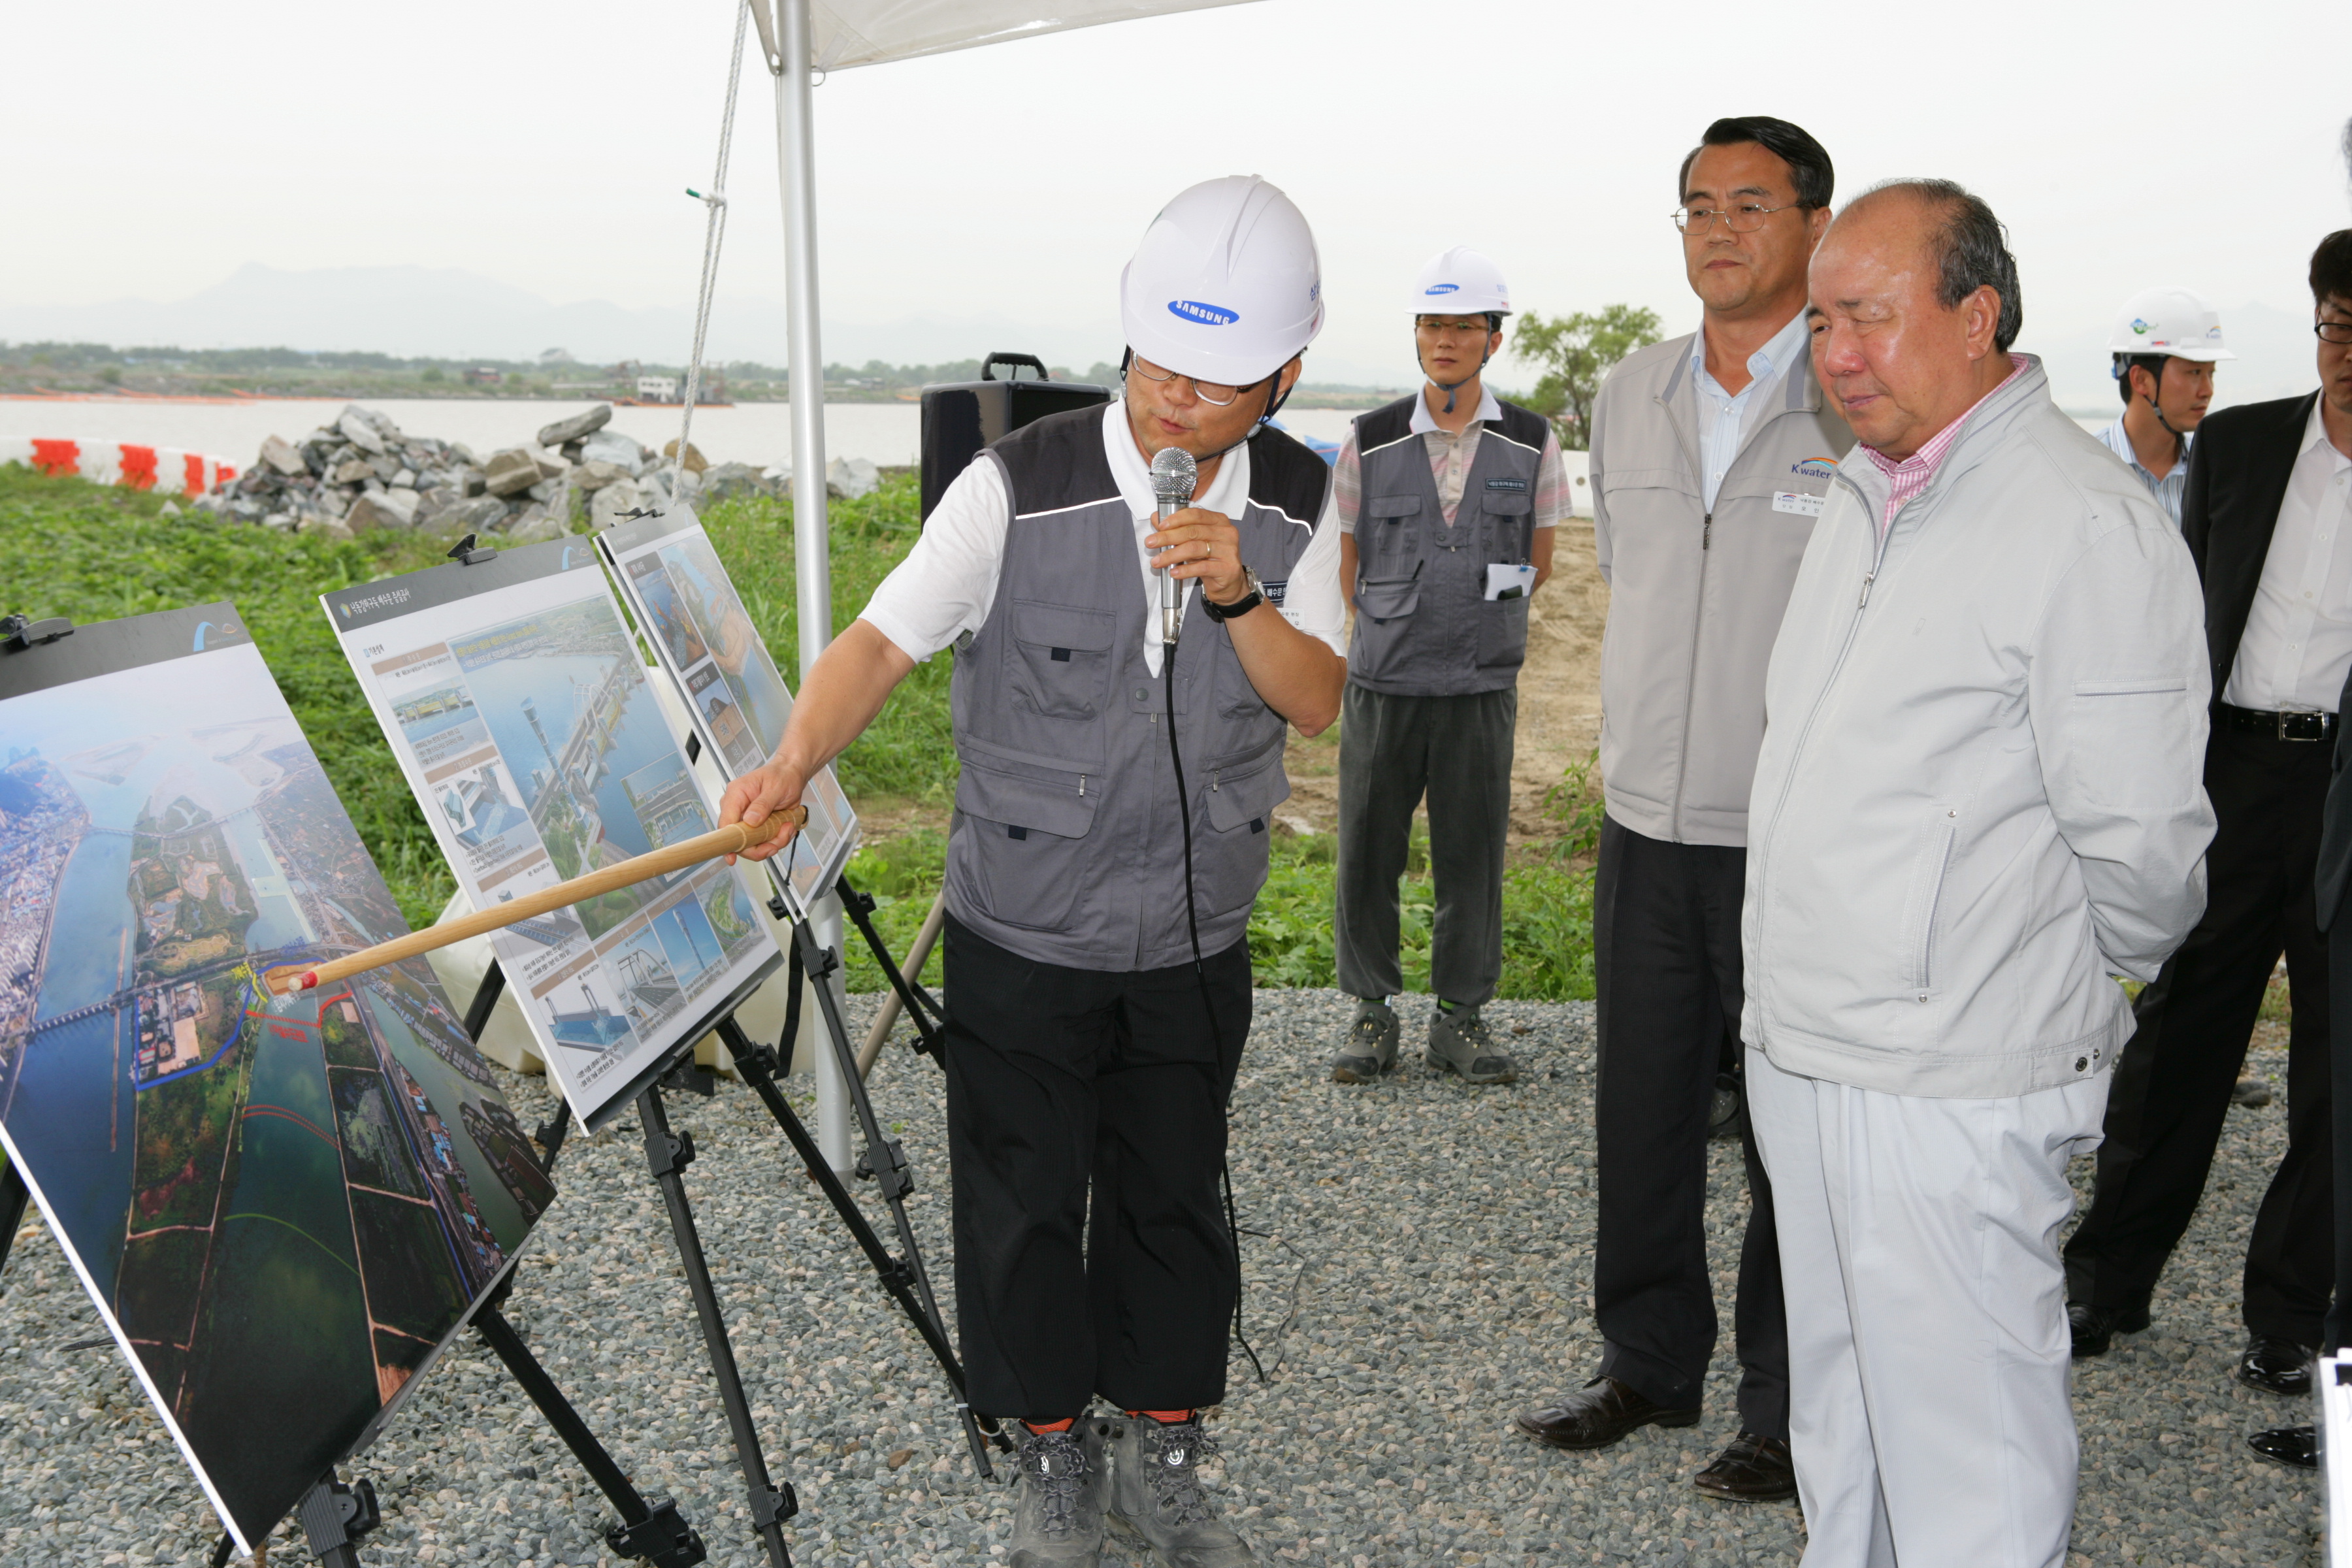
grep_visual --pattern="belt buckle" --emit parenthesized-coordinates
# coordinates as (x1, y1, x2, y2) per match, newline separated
(2278, 710, 2321, 743)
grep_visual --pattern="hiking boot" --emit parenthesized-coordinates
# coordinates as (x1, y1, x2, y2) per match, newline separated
(1330, 999, 1399, 1083)
(1101, 1411, 1256, 1567)
(1009, 1420, 1106, 1567)
(1426, 1005, 1518, 1085)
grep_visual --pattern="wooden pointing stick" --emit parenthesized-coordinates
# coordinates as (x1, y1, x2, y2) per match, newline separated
(261, 806, 807, 998)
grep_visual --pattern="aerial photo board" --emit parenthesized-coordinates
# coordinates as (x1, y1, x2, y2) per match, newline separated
(324, 540, 781, 1132)
(0, 604, 556, 1552)
(600, 506, 859, 919)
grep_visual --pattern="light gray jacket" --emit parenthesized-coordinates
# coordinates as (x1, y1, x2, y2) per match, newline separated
(1592, 332, 1856, 847)
(1741, 358, 2215, 1098)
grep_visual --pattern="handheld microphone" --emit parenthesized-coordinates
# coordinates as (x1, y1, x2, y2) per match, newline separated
(1150, 446, 1198, 647)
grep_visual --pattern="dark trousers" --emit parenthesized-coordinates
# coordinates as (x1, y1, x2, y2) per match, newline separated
(2064, 725, 2336, 1344)
(1333, 682, 1516, 1007)
(1591, 815, 1788, 1436)
(941, 913, 1251, 1421)
(2331, 907, 2352, 1354)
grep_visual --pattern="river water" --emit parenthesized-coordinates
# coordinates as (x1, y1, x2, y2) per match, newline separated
(0, 396, 1365, 471)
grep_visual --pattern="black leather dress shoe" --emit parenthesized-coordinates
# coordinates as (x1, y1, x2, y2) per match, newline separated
(1691, 1431, 1797, 1502)
(2246, 1422, 2317, 1469)
(1512, 1377, 1700, 1451)
(2237, 1335, 2315, 1397)
(2068, 1301, 2150, 1358)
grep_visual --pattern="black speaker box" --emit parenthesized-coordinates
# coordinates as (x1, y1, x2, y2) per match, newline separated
(919, 353, 1113, 521)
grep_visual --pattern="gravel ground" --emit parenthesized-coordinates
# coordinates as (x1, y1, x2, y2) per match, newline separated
(0, 990, 2325, 1566)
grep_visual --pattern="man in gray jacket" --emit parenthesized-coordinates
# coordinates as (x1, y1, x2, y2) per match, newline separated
(1744, 181, 2212, 1565)
(1514, 116, 1850, 1505)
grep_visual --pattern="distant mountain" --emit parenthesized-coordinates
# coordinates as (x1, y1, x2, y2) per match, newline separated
(0, 261, 1394, 387)
(2020, 300, 2319, 414)
(0, 262, 1134, 376)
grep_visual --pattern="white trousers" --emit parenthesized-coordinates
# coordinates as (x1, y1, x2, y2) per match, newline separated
(1746, 1046, 2108, 1568)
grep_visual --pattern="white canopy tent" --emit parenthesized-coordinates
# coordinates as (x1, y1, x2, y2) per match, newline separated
(738, 0, 1262, 1171)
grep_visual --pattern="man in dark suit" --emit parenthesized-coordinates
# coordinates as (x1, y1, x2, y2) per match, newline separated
(2066, 231, 2352, 1414)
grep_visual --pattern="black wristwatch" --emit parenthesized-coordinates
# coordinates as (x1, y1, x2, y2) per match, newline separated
(1201, 567, 1265, 623)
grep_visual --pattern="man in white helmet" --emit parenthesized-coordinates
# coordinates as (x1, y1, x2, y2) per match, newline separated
(1326, 246, 1565, 1086)
(721, 174, 1345, 1568)
(2097, 286, 2236, 527)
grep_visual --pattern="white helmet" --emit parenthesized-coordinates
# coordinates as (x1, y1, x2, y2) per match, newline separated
(1119, 174, 1324, 388)
(2108, 286, 2236, 362)
(1411, 246, 1511, 318)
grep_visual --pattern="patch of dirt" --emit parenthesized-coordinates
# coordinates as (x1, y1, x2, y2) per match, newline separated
(1280, 521, 1607, 847)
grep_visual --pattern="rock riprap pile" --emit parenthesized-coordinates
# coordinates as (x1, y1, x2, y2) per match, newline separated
(197, 402, 710, 542)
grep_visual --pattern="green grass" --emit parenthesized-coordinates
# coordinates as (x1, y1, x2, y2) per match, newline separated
(4, 466, 1598, 1001)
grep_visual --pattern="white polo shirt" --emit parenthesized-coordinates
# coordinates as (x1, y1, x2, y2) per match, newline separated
(860, 399, 1345, 679)
(2223, 399, 2352, 712)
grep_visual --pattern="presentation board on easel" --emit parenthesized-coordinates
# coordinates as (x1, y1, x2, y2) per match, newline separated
(323, 540, 781, 1132)
(598, 506, 860, 920)
(0, 604, 555, 1553)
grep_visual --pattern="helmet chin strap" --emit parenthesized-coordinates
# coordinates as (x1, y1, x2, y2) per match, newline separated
(2136, 367, 2188, 462)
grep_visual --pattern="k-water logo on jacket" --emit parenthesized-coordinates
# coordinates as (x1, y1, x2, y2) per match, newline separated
(1789, 457, 1840, 479)
(1168, 301, 1239, 326)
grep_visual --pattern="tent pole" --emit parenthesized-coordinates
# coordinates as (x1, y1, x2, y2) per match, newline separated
(771, 0, 851, 1178)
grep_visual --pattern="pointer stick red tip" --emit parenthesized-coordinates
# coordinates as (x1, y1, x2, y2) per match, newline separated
(298, 972, 318, 992)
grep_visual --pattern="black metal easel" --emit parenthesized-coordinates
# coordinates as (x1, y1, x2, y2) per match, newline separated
(486, 863, 1000, 1480)
(0, 1161, 27, 1281)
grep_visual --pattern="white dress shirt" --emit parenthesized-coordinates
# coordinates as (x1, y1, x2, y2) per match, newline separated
(2095, 416, 2190, 529)
(859, 399, 1345, 679)
(2222, 399, 2352, 711)
(1690, 309, 1812, 512)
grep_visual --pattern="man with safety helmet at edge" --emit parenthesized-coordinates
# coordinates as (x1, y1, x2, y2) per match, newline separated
(2098, 285, 2236, 528)
(1326, 247, 1565, 1086)
(720, 175, 1346, 1568)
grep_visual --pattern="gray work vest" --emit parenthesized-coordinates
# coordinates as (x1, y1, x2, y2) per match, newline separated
(944, 405, 1331, 972)
(1347, 395, 1550, 696)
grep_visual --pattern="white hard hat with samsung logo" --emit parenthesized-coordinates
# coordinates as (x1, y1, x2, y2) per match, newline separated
(1119, 174, 1324, 387)
(1411, 246, 1511, 318)
(2108, 286, 2236, 362)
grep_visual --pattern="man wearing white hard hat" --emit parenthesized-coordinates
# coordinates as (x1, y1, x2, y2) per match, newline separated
(721, 175, 1346, 1568)
(1326, 246, 1564, 1088)
(2096, 286, 2235, 527)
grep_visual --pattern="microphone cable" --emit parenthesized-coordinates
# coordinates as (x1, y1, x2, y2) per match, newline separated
(1162, 627, 1270, 1385)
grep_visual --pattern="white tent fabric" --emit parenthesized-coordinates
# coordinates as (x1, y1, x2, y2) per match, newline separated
(811, 0, 1261, 71)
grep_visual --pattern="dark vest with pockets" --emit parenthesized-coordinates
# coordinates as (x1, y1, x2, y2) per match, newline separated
(1348, 395, 1548, 696)
(945, 404, 1331, 972)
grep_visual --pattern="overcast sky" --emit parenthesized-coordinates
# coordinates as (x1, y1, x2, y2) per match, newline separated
(10, 0, 2347, 393)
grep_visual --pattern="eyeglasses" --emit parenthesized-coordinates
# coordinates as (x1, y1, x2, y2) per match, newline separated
(1673, 202, 1801, 235)
(2317, 321, 2352, 345)
(1415, 317, 1495, 336)
(1126, 353, 1265, 407)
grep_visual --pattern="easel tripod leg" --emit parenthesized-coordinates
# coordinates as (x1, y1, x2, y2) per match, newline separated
(473, 1302, 708, 1566)
(717, 1013, 997, 1473)
(0, 1159, 27, 1281)
(636, 1085, 797, 1567)
(789, 921, 1002, 1473)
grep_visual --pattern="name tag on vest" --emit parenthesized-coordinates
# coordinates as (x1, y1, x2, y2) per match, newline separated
(1261, 578, 1287, 606)
(1772, 491, 1826, 517)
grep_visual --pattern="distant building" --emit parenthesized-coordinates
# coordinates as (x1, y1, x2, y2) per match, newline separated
(463, 367, 502, 387)
(539, 348, 576, 365)
(636, 376, 680, 404)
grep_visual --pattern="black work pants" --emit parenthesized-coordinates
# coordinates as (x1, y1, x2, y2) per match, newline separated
(2063, 725, 2336, 1344)
(941, 913, 1251, 1421)
(2329, 904, 2352, 1354)
(1590, 815, 1788, 1436)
